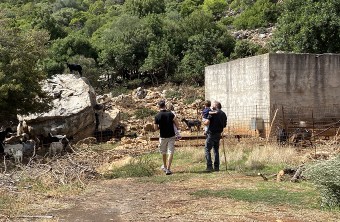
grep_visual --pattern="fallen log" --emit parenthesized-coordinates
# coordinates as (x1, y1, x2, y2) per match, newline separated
(290, 165, 305, 183)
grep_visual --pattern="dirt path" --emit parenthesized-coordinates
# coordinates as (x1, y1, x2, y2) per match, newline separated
(50, 175, 340, 222)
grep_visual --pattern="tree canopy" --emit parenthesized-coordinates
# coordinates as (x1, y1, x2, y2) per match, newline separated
(0, 18, 52, 117)
(0, 0, 339, 116)
(270, 0, 340, 53)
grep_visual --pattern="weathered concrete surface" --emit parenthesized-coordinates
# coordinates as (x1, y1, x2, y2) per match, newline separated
(205, 54, 271, 134)
(205, 53, 340, 134)
(18, 74, 97, 140)
(269, 53, 340, 108)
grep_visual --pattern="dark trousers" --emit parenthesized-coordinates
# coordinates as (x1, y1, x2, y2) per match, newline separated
(205, 133, 221, 170)
(0, 143, 4, 153)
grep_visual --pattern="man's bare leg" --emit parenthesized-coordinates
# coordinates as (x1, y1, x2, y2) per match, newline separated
(162, 154, 167, 168)
(167, 153, 173, 170)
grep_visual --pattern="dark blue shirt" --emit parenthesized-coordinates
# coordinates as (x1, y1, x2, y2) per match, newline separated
(202, 107, 211, 119)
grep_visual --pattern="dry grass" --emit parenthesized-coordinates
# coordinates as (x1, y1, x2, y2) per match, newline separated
(245, 144, 298, 168)
(217, 141, 301, 172)
(183, 147, 205, 163)
(0, 138, 338, 219)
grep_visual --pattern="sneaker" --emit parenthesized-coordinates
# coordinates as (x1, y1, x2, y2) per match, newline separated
(165, 169, 172, 175)
(160, 165, 166, 172)
(175, 132, 182, 140)
(205, 167, 213, 172)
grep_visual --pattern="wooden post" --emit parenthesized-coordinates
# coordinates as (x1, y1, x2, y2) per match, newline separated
(281, 105, 287, 133)
(312, 110, 316, 155)
(266, 108, 278, 143)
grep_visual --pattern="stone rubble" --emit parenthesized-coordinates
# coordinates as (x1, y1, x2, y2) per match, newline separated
(100, 85, 205, 152)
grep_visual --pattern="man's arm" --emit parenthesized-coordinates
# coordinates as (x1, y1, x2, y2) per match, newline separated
(208, 110, 217, 115)
(154, 115, 159, 131)
(223, 113, 227, 128)
(203, 119, 210, 126)
(173, 118, 180, 130)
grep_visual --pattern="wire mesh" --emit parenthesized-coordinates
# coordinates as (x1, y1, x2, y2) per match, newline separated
(1, 104, 339, 146)
(223, 104, 340, 142)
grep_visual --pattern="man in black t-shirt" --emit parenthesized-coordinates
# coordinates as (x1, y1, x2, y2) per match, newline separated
(203, 101, 227, 172)
(154, 100, 180, 175)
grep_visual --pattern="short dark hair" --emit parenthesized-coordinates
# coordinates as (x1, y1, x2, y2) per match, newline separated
(158, 100, 166, 108)
(204, 100, 211, 107)
(215, 101, 222, 109)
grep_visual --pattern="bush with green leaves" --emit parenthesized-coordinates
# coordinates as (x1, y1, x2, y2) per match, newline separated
(134, 108, 157, 119)
(305, 156, 340, 208)
(165, 90, 182, 99)
(230, 40, 267, 59)
(270, 0, 340, 53)
(111, 86, 129, 97)
(127, 78, 143, 89)
(233, 0, 280, 29)
(0, 22, 52, 117)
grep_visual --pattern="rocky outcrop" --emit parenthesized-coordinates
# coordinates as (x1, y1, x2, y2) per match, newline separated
(18, 74, 97, 140)
(135, 87, 148, 99)
(96, 108, 120, 131)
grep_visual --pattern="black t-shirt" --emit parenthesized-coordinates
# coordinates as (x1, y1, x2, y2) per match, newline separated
(155, 110, 175, 138)
(208, 110, 227, 134)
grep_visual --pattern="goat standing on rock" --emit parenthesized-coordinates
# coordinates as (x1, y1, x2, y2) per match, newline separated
(0, 127, 13, 154)
(66, 63, 82, 76)
(181, 118, 201, 132)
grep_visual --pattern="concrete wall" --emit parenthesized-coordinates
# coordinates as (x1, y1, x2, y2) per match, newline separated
(205, 53, 340, 135)
(205, 54, 271, 134)
(269, 53, 340, 110)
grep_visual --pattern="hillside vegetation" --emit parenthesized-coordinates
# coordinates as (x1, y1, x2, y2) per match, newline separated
(0, 0, 340, 117)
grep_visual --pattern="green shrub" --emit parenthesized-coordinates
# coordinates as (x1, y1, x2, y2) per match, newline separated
(165, 90, 182, 99)
(229, 0, 255, 12)
(104, 156, 157, 178)
(111, 86, 129, 97)
(305, 156, 340, 208)
(120, 112, 131, 121)
(127, 78, 143, 89)
(184, 97, 196, 105)
(230, 40, 263, 59)
(233, 0, 280, 29)
(134, 108, 157, 119)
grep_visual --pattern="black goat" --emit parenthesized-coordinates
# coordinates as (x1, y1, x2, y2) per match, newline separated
(290, 128, 312, 146)
(0, 128, 13, 153)
(37, 133, 70, 149)
(66, 63, 82, 76)
(276, 128, 288, 145)
(181, 118, 201, 132)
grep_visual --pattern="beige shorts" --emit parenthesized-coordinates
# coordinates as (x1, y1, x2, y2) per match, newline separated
(159, 136, 176, 154)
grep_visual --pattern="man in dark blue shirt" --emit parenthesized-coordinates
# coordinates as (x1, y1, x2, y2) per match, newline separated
(203, 101, 227, 172)
(154, 100, 180, 175)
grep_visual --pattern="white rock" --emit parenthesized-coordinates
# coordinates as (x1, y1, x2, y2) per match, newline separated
(18, 74, 97, 140)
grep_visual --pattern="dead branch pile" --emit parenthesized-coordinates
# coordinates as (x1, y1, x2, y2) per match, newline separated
(0, 139, 159, 191)
(258, 165, 306, 183)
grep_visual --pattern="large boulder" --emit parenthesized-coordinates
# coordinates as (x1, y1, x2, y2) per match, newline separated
(96, 108, 120, 131)
(18, 74, 97, 140)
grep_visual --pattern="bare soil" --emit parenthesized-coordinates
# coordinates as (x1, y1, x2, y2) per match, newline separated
(47, 174, 340, 222)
